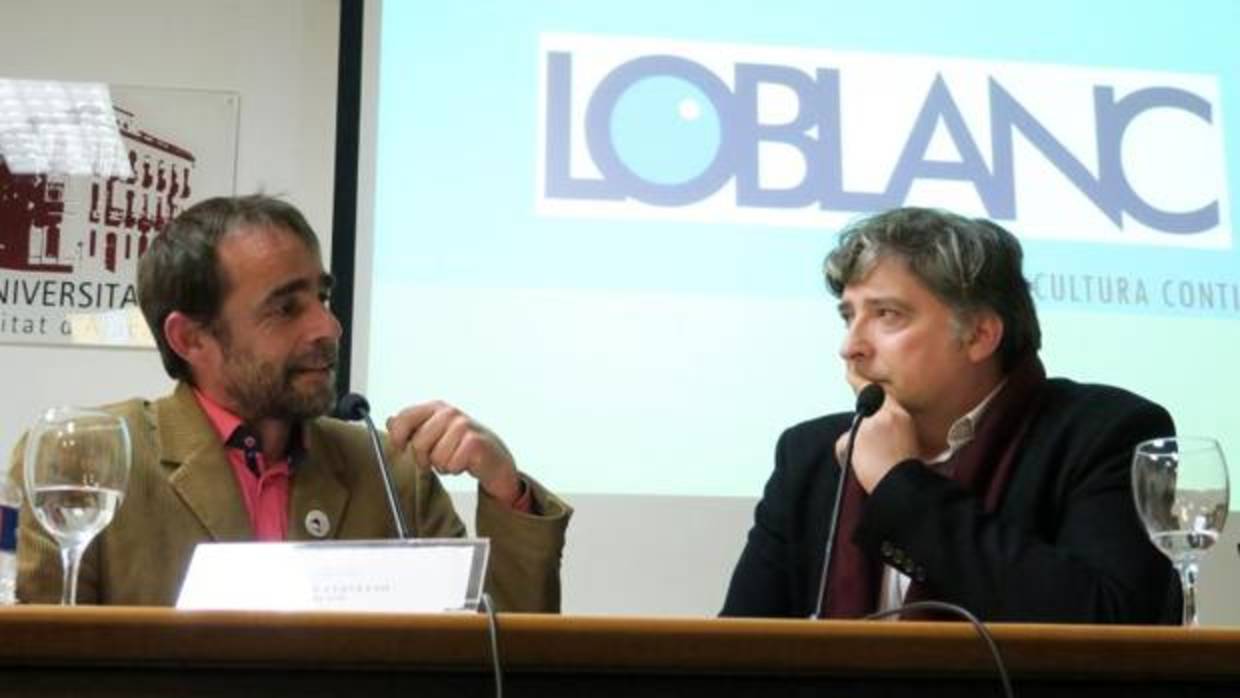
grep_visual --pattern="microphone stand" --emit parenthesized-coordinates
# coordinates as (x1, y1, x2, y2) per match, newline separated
(813, 383, 884, 619)
(358, 408, 410, 540)
(812, 413, 864, 619)
(335, 393, 410, 540)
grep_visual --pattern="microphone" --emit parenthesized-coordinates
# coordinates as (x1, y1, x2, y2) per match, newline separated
(333, 392, 410, 539)
(812, 383, 886, 619)
(854, 383, 885, 419)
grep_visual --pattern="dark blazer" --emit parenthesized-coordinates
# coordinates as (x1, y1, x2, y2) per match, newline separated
(722, 378, 1180, 623)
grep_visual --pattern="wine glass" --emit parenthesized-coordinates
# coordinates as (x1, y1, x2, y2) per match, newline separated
(23, 407, 131, 605)
(1131, 436, 1229, 626)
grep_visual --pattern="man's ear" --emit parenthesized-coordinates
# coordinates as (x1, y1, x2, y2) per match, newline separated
(965, 310, 1004, 364)
(163, 311, 212, 368)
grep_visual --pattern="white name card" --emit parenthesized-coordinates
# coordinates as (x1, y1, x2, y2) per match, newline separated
(175, 538, 489, 613)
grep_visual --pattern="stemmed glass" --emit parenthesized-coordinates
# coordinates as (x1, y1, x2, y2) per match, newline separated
(23, 407, 131, 605)
(1131, 436, 1229, 626)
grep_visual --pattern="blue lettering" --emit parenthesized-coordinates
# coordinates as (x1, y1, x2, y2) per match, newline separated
(1096, 86, 1218, 233)
(885, 75, 999, 214)
(544, 52, 620, 200)
(733, 63, 826, 208)
(585, 55, 736, 206)
(990, 78, 1117, 224)
(543, 51, 1221, 235)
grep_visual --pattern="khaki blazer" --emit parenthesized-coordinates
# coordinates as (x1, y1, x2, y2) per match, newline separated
(13, 383, 571, 612)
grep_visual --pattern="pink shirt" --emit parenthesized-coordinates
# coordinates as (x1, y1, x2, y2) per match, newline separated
(193, 390, 291, 541)
(193, 391, 534, 538)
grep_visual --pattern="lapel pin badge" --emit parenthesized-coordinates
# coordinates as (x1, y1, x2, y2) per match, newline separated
(305, 509, 331, 538)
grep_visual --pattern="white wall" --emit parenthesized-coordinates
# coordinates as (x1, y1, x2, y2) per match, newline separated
(448, 491, 753, 616)
(0, 0, 339, 457)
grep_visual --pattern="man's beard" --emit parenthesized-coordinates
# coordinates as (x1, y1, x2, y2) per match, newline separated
(220, 340, 339, 421)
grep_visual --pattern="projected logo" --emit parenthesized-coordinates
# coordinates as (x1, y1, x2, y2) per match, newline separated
(537, 33, 1230, 248)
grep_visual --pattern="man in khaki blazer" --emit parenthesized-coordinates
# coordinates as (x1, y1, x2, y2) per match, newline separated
(14, 195, 570, 612)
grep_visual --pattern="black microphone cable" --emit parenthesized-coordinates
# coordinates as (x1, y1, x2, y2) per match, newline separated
(865, 600, 1014, 698)
(478, 592, 504, 698)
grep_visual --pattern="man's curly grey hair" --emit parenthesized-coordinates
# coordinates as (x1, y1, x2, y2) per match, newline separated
(824, 207, 1040, 370)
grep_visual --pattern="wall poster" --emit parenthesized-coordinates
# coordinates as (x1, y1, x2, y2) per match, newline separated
(0, 81, 238, 347)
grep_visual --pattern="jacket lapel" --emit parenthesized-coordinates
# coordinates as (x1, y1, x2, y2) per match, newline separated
(158, 383, 254, 541)
(286, 419, 349, 542)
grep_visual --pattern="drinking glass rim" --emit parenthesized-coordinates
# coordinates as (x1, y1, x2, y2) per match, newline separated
(34, 405, 121, 424)
(28, 407, 132, 443)
(1133, 435, 1223, 455)
(23, 406, 133, 494)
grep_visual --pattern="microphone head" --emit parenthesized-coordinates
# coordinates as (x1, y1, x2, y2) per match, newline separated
(333, 392, 371, 421)
(855, 383, 885, 418)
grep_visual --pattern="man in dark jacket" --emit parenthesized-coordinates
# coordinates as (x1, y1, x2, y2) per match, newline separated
(722, 207, 1178, 623)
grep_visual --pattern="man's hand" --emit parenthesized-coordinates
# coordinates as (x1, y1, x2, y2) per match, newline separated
(835, 393, 920, 493)
(387, 401, 523, 505)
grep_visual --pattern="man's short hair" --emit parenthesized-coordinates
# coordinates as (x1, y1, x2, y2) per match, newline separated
(823, 207, 1041, 370)
(136, 194, 321, 382)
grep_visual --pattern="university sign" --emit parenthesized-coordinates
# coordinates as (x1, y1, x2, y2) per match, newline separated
(0, 83, 238, 346)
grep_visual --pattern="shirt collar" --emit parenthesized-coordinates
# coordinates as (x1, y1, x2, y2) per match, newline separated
(193, 388, 245, 445)
(932, 379, 1008, 463)
(191, 388, 306, 468)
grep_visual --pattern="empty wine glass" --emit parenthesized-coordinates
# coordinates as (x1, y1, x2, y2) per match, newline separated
(1131, 436, 1229, 626)
(23, 407, 131, 605)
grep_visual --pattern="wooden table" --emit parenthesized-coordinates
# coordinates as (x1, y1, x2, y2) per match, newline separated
(1, 606, 1237, 696)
